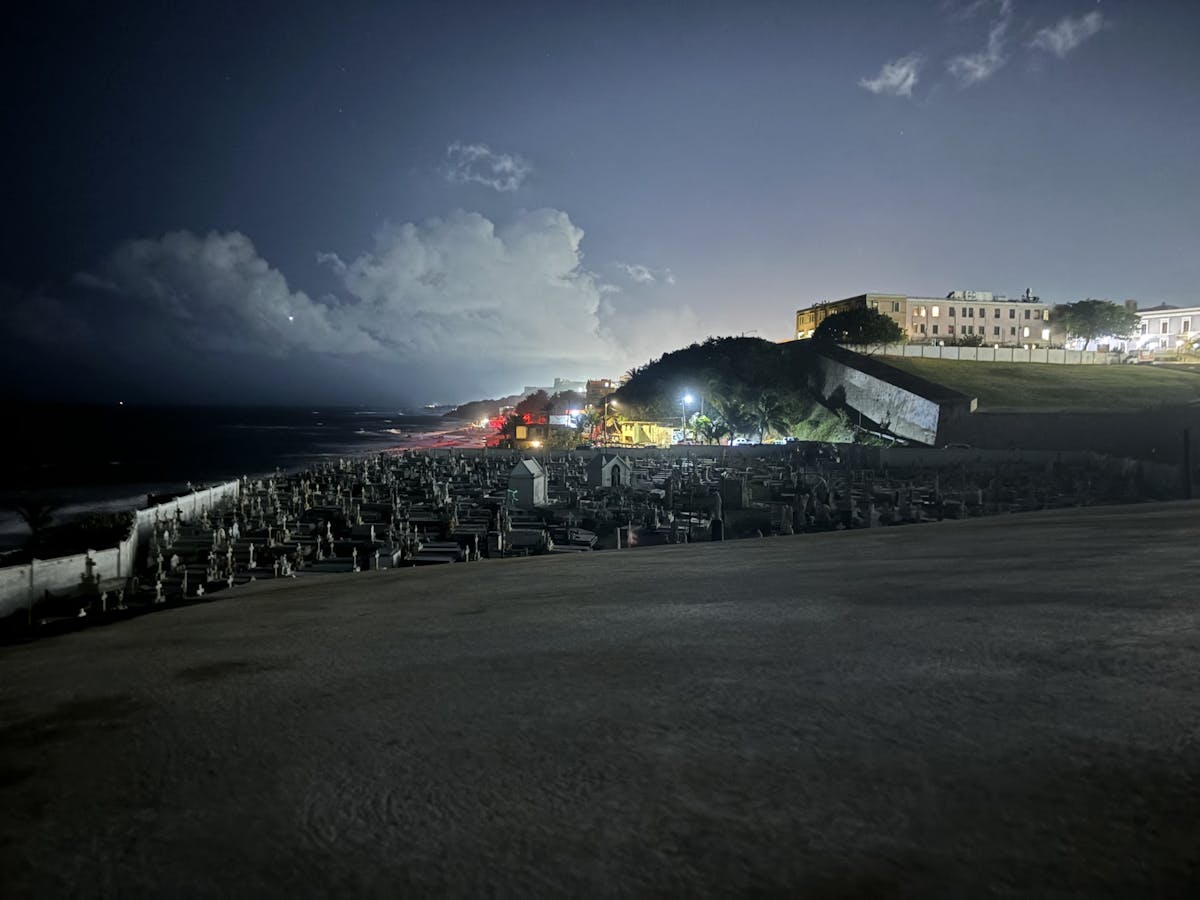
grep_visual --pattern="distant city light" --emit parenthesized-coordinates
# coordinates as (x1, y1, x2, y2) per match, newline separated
(287, 314, 294, 322)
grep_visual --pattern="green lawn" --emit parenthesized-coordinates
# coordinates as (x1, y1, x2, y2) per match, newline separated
(878, 358, 1200, 411)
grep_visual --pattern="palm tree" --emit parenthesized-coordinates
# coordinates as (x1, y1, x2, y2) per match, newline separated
(708, 393, 752, 444)
(748, 392, 794, 444)
(11, 497, 58, 552)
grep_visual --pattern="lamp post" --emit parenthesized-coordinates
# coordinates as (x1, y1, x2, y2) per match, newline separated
(681, 393, 694, 443)
(602, 396, 617, 448)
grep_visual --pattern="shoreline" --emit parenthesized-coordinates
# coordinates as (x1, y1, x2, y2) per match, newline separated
(0, 422, 487, 551)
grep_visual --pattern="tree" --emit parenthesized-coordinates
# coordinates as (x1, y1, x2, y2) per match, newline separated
(812, 307, 904, 346)
(708, 392, 754, 443)
(499, 413, 524, 438)
(693, 415, 726, 445)
(747, 392, 794, 444)
(574, 409, 600, 440)
(10, 497, 58, 552)
(1056, 299, 1140, 347)
(515, 390, 550, 418)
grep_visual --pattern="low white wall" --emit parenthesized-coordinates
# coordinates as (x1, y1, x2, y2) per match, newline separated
(851, 344, 1122, 365)
(0, 565, 33, 621)
(1, 479, 241, 622)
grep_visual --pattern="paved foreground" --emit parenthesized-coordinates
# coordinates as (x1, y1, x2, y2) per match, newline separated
(2, 503, 1199, 897)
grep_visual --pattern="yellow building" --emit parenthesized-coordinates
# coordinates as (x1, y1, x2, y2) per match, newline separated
(608, 420, 673, 448)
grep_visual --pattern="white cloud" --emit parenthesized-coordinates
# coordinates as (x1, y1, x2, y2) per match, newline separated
(947, 0, 1011, 86)
(1029, 11, 1105, 58)
(83, 230, 381, 356)
(859, 54, 923, 97)
(72, 210, 702, 396)
(320, 208, 612, 366)
(615, 262, 676, 286)
(444, 141, 532, 192)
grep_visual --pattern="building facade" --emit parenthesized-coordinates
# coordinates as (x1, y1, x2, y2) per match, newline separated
(795, 290, 1061, 347)
(1131, 303, 1200, 351)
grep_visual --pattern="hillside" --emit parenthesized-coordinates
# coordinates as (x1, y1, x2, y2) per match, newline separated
(613, 337, 863, 443)
(877, 358, 1200, 411)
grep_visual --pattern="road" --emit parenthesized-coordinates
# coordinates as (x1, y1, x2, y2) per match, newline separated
(3, 502, 1199, 896)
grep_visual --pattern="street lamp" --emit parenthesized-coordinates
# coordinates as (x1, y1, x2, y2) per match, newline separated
(681, 393, 694, 443)
(601, 396, 618, 448)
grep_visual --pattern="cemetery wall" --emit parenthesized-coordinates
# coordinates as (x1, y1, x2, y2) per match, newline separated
(134, 480, 241, 541)
(944, 407, 1200, 465)
(0, 480, 241, 623)
(0, 565, 33, 621)
(845, 344, 1123, 365)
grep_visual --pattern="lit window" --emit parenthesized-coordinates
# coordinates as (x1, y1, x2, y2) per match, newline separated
(1041, 328, 1050, 340)
(932, 305, 940, 317)
(1023, 326, 1030, 337)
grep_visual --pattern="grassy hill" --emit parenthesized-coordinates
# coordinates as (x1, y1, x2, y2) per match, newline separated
(877, 358, 1200, 411)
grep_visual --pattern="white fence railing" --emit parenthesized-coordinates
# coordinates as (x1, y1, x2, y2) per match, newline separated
(846, 344, 1123, 365)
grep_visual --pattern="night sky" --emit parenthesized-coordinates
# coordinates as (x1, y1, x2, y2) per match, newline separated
(4, 0, 1197, 405)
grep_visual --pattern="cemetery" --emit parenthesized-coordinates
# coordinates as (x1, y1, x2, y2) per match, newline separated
(1, 441, 1189, 640)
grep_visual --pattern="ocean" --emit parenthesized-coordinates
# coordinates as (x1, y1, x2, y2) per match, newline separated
(0, 404, 473, 549)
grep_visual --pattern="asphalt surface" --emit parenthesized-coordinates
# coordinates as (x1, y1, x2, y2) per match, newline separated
(2, 502, 1199, 897)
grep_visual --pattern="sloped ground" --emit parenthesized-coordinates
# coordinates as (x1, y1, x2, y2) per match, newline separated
(877, 358, 1200, 411)
(2, 502, 1199, 896)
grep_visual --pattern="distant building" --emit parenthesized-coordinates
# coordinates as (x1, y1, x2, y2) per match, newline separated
(795, 289, 1061, 347)
(609, 420, 674, 448)
(586, 378, 615, 407)
(522, 377, 587, 396)
(1131, 302, 1199, 351)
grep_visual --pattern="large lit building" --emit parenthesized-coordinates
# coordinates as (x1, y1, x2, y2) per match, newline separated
(795, 289, 1061, 347)
(1131, 303, 1200, 351)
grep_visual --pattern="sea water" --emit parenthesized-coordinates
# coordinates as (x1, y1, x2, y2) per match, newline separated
(0, 405, 467, 548)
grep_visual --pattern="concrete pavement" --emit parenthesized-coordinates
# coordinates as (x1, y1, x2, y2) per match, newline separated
(2, 502, 1199, 896)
